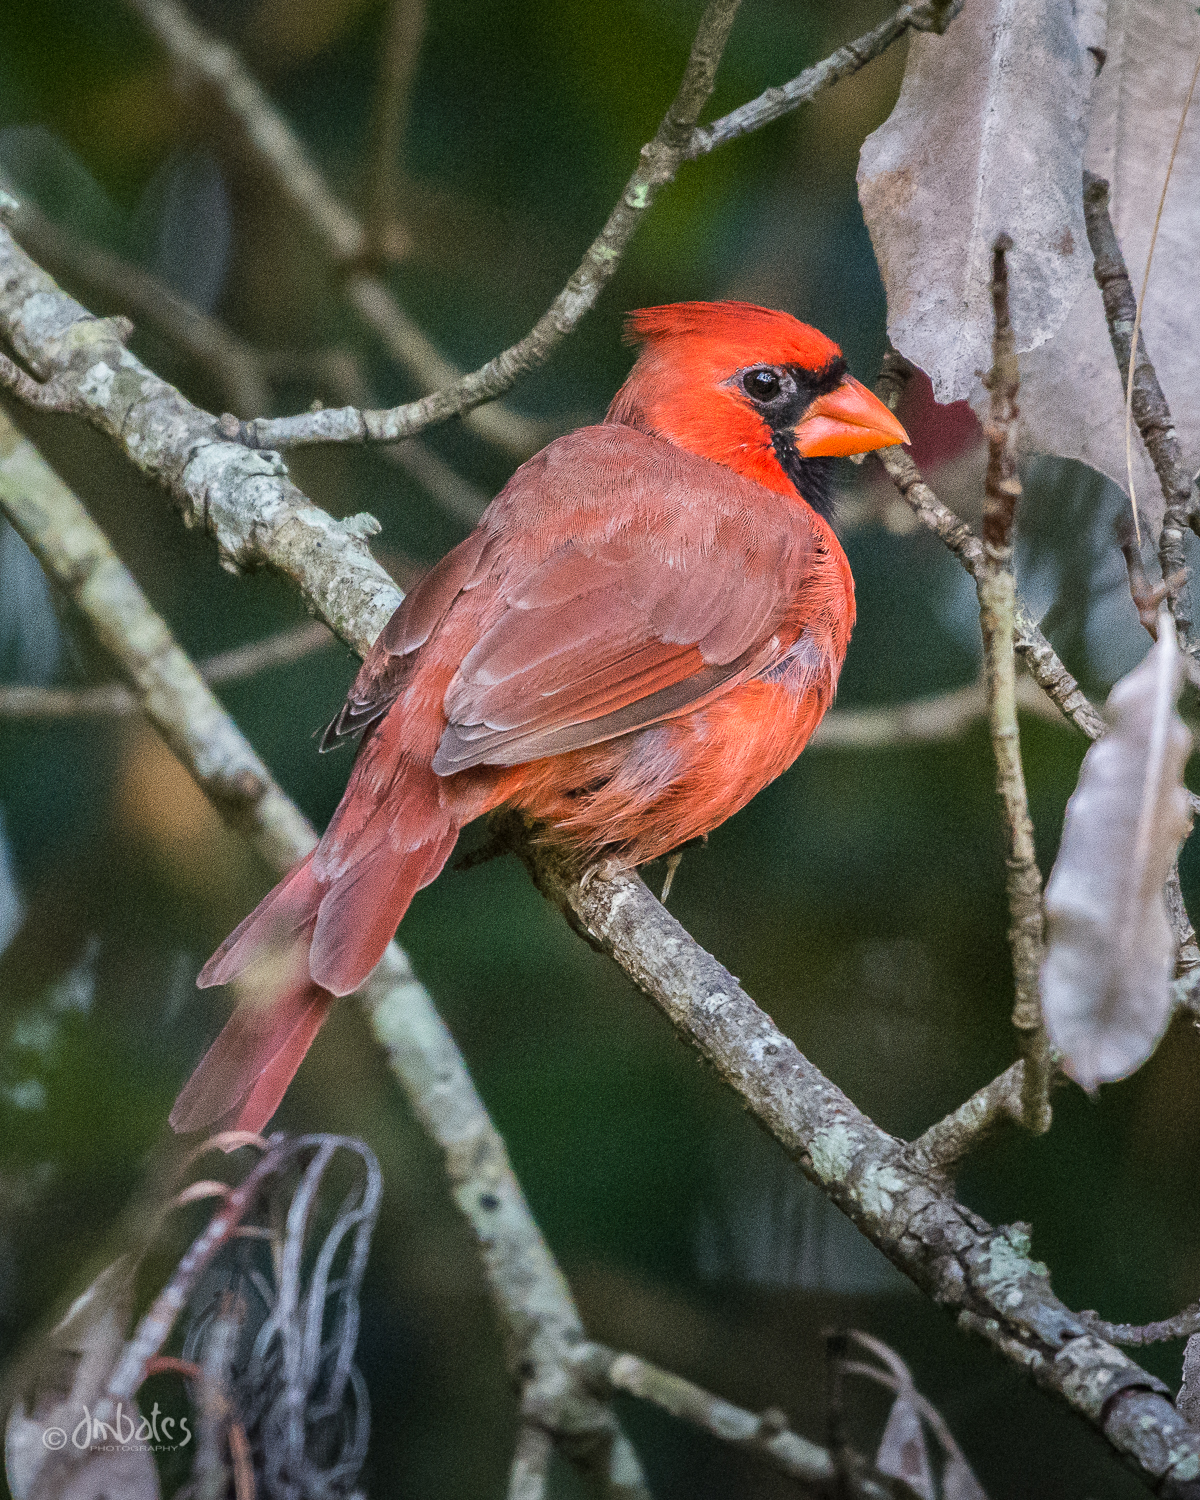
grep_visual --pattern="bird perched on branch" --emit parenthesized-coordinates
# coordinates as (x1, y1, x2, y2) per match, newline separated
(172, 301, 908, 1134)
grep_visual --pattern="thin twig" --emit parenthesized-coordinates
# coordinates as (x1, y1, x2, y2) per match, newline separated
(1082, 173, 1196, 648)
(0, 621, 335, 720)
(241, 0, 744, 450)
(874, 349, 1109, 743)
(363, 0, 426, 262)
(566, 1342, 891, 1496)
(903, 1062, 1025, 1179)
(237, 0, 955, 452)
(811, 672, 1068, 751)
(684, 0, 962, 158)
(1079, 1302, 1200, 1348)
(977, 235, 1052, 1133)
(123, 0, 544, 457)
(874, 349, 1200, 1004)
(1119, 47, 1200, 544)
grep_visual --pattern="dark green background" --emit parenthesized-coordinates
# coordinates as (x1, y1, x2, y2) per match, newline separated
(2, 2, 1198, 1495)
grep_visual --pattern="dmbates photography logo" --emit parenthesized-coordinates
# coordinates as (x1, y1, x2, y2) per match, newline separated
(40, 1402, 192, 1453)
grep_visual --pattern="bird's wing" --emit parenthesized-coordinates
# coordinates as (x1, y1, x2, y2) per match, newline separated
(323, 425, 824, 772)
(431, 426, 819, 773)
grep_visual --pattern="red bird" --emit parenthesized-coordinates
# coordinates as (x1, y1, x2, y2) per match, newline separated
(172, 301, 908, 1134)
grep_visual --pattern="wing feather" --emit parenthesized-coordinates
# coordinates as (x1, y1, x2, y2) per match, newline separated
(324, 425, 823, 777)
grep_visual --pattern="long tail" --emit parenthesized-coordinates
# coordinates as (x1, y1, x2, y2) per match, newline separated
(171, 757, 461, 1134)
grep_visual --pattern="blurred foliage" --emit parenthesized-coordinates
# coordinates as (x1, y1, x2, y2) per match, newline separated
(2, 1, 1199, 1497)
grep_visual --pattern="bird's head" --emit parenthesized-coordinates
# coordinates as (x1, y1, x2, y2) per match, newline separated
(607, 300, 909, 519)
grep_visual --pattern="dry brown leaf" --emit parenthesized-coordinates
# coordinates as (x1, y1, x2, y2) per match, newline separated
(875, 1391, 936, 1500)
(1041, 616, 1193, 1089)
(857, 0, 1097, 402)
(943, 1451, 991, 1500)
(1013, 0, 1200, 532)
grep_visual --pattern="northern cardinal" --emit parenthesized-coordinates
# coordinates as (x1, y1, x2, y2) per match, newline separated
(171, 301, 908, 1133)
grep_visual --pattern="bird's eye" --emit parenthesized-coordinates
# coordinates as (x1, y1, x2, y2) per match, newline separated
(743, 368, 782, 401)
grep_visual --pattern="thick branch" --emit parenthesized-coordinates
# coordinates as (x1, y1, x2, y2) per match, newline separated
(2, 188, 269, 417)
(1082, 172, 1196, 646)
(496, 824, 1195, 1493)
(978, 236, 1052, 1132)
(0, 210, 401, 654)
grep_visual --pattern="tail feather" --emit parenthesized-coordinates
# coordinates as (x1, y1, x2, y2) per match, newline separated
(310, 822, 458, 995)
(170, 961, 332, 1133)
(175, 759, 465, 1134)
(197, 852, 322, 990)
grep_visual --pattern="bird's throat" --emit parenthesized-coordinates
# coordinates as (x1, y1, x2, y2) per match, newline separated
(770, 436, 837, 522)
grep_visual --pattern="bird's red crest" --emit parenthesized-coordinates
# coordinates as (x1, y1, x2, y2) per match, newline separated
(622, 300, 841, 374)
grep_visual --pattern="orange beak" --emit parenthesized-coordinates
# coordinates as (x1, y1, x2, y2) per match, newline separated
(791, 376, 910, 458)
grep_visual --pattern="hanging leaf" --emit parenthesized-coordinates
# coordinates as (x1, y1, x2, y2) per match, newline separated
(943, 1451, 991, 1500)
(857, 0, 1097, 402)
(1041, 617, 1194, 1089)
(1011, 0, 1200, 532)
(875, 1390, 936, 1500)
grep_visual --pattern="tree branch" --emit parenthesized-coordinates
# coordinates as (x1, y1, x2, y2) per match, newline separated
(0, 620, 334, 719)
(977, 236, 1052, 1132)
(1082, 172, 1196, 648)
(567, 1342, 877, 1495)
(123, 0, 548, 457)
(362, 0, 426, 262)
(684, 0, 962, 159)
(874, 349, 1110, 742)
(2, 187, 269, 417)
(0, 207, 401, 653)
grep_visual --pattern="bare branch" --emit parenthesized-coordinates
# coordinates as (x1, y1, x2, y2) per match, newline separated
(977, 235, 1052, 1132)
(568, 1342, 870, 1494)
(123, 0, 546, 455)
(1083, 172, 1196, 646)
(1080, 1301, 1200, 1348)
(490, 820, 1191, 1490)
(240, 0, 745, 450)
(812, 672, 1069, 751)
(506, 1424, 552, 1500)
(0, 621, 335, 720)
(0, 214, 402, 652)
(363, 0, 427, 260)
(236, 0, 955, 453)
(874, 349, 1108, 742)
(903, 1062, 1025, 1179)
(3, 187, 269, 416)
(684, 0, 963, 158)
(6, 211, 1198, 1497)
